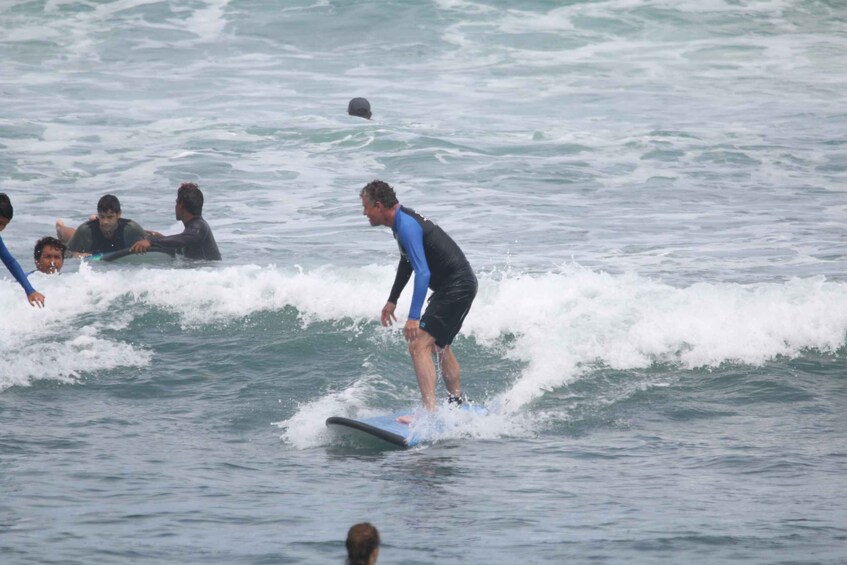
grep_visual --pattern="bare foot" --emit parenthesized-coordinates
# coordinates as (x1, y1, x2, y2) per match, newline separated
(55, 219, 75, 243)
(396, 415, 414, 425)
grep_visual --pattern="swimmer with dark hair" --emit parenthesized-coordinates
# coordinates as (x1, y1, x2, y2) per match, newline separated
(33, 236, 66, 274)
(130, 182, 221, 261)
(348, 97, 372, 120)
(59, 194, 147, 257)
(346, 523, 380, 565)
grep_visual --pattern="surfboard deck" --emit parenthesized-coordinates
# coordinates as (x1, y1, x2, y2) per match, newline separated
(326, 404, 487, 449)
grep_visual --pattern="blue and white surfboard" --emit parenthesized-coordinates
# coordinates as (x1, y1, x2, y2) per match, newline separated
(326, 404, 487, 448)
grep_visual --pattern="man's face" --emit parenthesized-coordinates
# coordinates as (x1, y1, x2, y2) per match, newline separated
(36, 245, 64, 274)
(98, 210, 121, 238)
(175, 199, 184, 221)
(0, 217, 9, 232)
(361, 196, 384, 227)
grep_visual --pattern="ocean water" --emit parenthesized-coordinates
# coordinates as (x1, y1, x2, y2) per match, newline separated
(1, 0, 846, 563)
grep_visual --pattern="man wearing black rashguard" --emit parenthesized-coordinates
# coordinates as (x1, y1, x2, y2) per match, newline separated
(59, 194, 147, 257)
(130, 182, 221, 261)
(360, 180, 477, 412)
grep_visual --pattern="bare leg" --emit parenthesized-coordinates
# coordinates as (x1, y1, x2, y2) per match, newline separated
(55, 220, 76, 244)
(437, 345, 461, 398)
(408, 332, 438, 410)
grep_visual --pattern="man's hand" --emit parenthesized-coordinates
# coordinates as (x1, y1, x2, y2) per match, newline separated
(381, 301, 397, 326)
(403, 319, 420, 342)
(27, 291, 45, 308)
(130, 239, 152, 254)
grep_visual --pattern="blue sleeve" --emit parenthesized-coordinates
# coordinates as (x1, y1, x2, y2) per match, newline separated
(394, 211, 430, 320)
(0, 236, 36, 296)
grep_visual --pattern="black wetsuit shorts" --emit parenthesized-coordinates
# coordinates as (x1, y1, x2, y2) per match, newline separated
(419, 275, 478, 348)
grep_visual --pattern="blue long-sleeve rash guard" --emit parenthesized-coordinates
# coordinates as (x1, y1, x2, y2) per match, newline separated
(388, 207, 474, 321)
(0, 235, 36, 296)
(392, 208, 431, 320)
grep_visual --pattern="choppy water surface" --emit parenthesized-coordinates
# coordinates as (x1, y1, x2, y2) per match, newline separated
(1, 1, 846, 563)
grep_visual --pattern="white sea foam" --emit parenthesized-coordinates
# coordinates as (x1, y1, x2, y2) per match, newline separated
(66, 261, 834, 447)
(4, 262, 845, 400)
(466, 267, 847, 409)
(184, 0, 231, 42)
(278, 395, 530, 450)
(276, 377, 376, 450)
(0, 268, 153, 391)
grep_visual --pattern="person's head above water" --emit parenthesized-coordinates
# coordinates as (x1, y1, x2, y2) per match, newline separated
(95, 194, 123, 239)
(348, 97, 372, 120)
(346, 522, 380, 565)
(97, 194, 122, 216)
(33, 236, 66, 274)
(360, 180, 397, 208)
(176, 182, 204, 217)
(0, 193, 13, 227)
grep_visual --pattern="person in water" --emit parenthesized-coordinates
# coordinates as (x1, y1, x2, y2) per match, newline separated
(348, 97, 372, 120)
(346, 523, 380, 565)
(360, 180, 477, 411)
(130, 182, 221, 260)
(0, 193, 45, 307)
(33, 236, 66, 274)
(59, 194, 147, 256)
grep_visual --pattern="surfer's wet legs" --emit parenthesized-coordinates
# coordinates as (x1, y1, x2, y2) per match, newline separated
(409, 332, 438, 410)
(437, 345, 461, 399)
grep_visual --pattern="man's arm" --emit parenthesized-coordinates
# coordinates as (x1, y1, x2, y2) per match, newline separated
(123, 220, 147, 247)
(394, 216, 431, 320)
(0, 237, 43, 306)
(381, 258, 412, 327)
(145, 222, 204, 250)
(66, 223, 93, 255)
(388, 258, 412, 305)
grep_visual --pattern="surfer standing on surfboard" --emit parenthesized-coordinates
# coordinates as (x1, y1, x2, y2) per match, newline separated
(360, 180, 477, 411)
